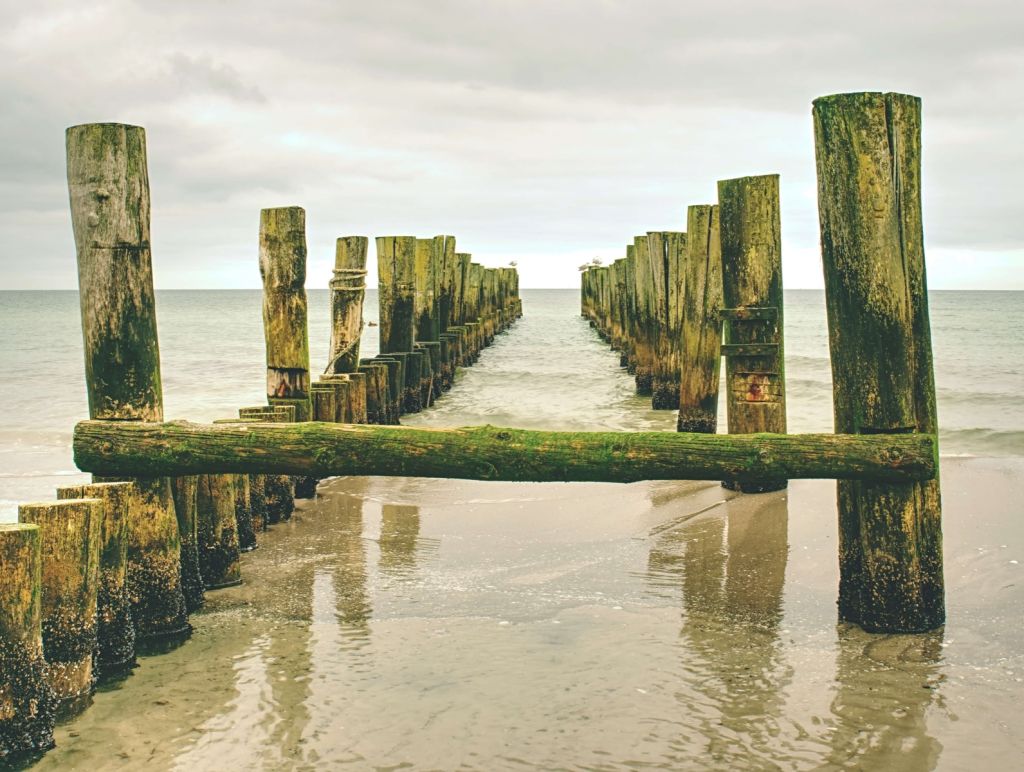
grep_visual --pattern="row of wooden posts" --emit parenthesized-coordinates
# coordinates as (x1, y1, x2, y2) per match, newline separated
(583, 91, 944, 638)
(0, 123, 521, 762)
(581, 174, 787, 493)
(1, 91, 946, 762)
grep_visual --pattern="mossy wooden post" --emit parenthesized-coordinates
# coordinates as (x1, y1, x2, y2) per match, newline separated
(357, 362, 385, 423)
(239, 406, 294, 522)
(372, 356, 403, 423)
(649, 231, 684, 409)
(414, 238, 441, 343)
(813, 91, 944, 633)
(56, 481, 136, 676)
(327, 236, 368, 375)
(0, 523, 57, 761)
(454, 252, 471, 328)
(677, 205, 724, 433)
(196, 474, 242, 590)
(66, 122, 189, 643)
(666, 231, 687, 403)
(718, 174, 787, 492)
(260, 206, 311, 422)
(404, 350, 425, 413)
(623, 246, 638, 374)
(437, 235, 457, 334)
(170, 476, 205, 613)
(377, 236, 417, 355)
(633, 236, 654, 395)
(311, 381, 338, 422)
(18, 500, 101, 710)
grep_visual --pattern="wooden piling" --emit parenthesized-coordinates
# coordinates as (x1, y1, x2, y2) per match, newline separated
(327, 236, 368, 375)
(66, 122, 189, 643)
(239, 406, 294, 522)
(633, 236, 654, 395)
(18, 499, 101, 709)
(677, 205, 724, 433)
(377, 236, 417, 355)
(170, 476, 205, 613)
(196, 473, 242, 589)
(813, 91, 944, 633)
(437, 236, 457, 334)
(414, 238, 441, 343)
(0, 523, 57, 761)
(55, 481, 136, 676)
(718, 174, 787, 493)
(260, 206, 311, 422)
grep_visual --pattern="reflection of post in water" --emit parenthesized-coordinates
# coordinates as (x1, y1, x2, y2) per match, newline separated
(378, 504, 422, 577)
(650, 493, 792, 765)
(826, 627, 943, 770)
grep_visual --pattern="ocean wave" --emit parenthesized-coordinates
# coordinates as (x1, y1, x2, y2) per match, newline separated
(940, 428, 1024, 457)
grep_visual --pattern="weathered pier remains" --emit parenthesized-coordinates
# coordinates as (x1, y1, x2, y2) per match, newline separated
(2, 92, 945, 762)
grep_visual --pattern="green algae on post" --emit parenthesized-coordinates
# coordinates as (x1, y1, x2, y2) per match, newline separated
(56, 481, 137, 677)
(196, 474, 242, 590)
(170, 475, 205, 614)
(0, 523, 57, 763)
(327, 236, 369, 375)
(813, 91, 944, 633)
(17, 499, 102, 712)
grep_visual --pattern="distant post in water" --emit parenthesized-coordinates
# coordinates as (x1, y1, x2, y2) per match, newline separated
(0, 523, 57, 761)
(813, 91, 944, 633)
(377, 236, 417, 355)
(327, 236, 368, 374)
(66, 122, 189, 643)
(718, 174, 787, 492)
(677, 205, 724, 433)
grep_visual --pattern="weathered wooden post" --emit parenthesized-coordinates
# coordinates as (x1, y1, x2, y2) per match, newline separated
(414, 238, 441, 343)
(437, 235, 457, 334)
(0, 523, 57, 761)
(239, 406, 294, 521)
(633, 236, 654, 395)
(170, 476, 205, 613)
(813, 91, 944, 633)
(66, 122, 189, 643)
(18, 499, 101, 710)
(260, 206, 312, 422)
(718, 174, 787, 493)
(196, 473, 242, 589)
(327, 236, 368, 375)
(677, 205, 724, 433)
(56, 481, 136, 676)
(377, 236, 417, 355)
(649, 231, 687, 410)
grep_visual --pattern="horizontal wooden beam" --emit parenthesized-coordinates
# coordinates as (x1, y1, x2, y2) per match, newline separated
(73, 420, 937, 484)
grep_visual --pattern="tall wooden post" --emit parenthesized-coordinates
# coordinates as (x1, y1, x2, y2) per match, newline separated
(327, 236, 368, 374)
(414, 238, 441, 343)
(718, 174, 787, 493)
(437, 235, 457, 333)
(813, 91, 944, 633)
(633, 236, 654, 395)
(0, 523, 56, 760)
(170, 476, 205, 613)
(260, 206, 311, 422)
(677, 205, 723, 433)
(18, 499, 101, 710)
(377, 236, 417, 354)
(66, 123, 189, 643)
(56, 481, 136, 676)
(196, 474, 242, 589)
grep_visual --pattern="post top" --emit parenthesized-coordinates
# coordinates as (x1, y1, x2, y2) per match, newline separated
(66, 122, 145, 134)
(0, 522, 40, 534)
(812, 91, 921, 108)
(718, 173, 780, 186)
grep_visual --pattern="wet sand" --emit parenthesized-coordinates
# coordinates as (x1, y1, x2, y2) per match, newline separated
(31, 458, 1023, 770)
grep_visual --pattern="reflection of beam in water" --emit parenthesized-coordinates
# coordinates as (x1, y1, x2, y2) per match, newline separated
(825, 627, 944, 770)
(648, 492, 794, 766)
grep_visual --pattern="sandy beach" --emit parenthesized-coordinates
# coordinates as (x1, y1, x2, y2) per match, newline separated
(25, 457, 1022, 770)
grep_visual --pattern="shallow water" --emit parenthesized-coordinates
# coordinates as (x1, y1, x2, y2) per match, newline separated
(30, 460, 1024, 771)
(8, 289, 1020, 770)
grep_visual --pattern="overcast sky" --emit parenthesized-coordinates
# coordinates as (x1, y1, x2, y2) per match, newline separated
(2, 0, 1022, 289)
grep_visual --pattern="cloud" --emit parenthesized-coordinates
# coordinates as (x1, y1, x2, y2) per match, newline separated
(0, 0, 1022, 289)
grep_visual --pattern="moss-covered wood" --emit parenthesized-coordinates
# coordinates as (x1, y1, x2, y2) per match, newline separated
(0, 523, 57, 762)
(238, 407, 294, 522)
(260, 206, 311, 421)
(18, 499, 101, 708)
(327, 236, 368, 374)
(438, 236, 458, 332)
(814, 91, 944, 633)
(67, 124, 163, 422)
(196, 474, 242, 590)
(632, 236, 654, 395)
(677, 205, 724, 433)
(170, 475, 205, 613)
(414, 238, 441, 342)
(377, 236, 417, 354)
(56, 482, 136, 676)
(98, 476, 190, 643)
(718, 174, 787, 493)
(74, 419, 936, 484)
